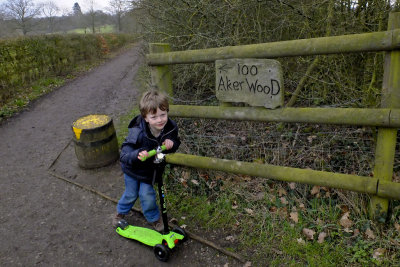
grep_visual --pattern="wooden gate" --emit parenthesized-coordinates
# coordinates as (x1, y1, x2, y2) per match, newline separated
(147, 12, 400, 222)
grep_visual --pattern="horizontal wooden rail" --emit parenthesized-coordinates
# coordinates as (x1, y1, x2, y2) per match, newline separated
(169, 105, 400, 127)
(166, 153, 400, 200)
(147, 29, 400, 65)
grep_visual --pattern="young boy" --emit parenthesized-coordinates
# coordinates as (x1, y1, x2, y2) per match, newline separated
(113, 90, 180, 231)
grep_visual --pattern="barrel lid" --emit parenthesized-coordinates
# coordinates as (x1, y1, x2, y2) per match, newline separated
(72, 114, 111, 140)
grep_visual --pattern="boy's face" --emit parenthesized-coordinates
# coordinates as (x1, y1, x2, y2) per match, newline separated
(144, 108, 168, 133)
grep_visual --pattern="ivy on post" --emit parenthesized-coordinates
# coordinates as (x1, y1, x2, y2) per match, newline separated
(149, 43, 173, 100)
(370, 12, 400, 222)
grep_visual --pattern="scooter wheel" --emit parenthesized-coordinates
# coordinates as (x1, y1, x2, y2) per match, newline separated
(172, 226, 188, 242)
(154, 244, 170, 262)
(117, 219, 129, 230)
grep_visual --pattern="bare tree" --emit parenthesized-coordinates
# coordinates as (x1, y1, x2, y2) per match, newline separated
(3, 0, 41, 35)
(86, 0, 96, 33)
(41, 1, 60, 33)
(108, 0, 129, 32)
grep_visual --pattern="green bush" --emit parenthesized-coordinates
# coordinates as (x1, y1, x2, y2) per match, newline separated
(0, 33, 134, 106)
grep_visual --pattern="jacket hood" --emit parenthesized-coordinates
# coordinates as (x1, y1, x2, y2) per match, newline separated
(127, 115, 142, 128)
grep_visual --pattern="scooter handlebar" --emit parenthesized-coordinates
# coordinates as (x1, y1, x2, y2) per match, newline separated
(140, 145, 167, 161)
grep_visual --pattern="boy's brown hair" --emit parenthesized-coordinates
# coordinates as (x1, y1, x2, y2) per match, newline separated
(139, 90, 169, 117)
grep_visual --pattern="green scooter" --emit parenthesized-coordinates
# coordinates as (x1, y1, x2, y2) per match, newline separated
(116, 145, 188, 262)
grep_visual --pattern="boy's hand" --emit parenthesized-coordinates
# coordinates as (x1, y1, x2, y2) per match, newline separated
(163, 139, 174, 150)
(138, 150, 149, 161)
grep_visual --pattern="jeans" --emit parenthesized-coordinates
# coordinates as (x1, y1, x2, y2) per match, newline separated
(117, 173, 160, 223)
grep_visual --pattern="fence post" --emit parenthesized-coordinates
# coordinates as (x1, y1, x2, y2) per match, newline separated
(149, 43, 173, 100)
(369, 12, 400, 222)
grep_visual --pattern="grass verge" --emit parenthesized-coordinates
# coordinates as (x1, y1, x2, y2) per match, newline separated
(0, 76, 64, 119)
(163, 168, 400, 265)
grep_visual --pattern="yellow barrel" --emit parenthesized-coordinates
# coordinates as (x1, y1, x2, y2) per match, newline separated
(72, 114, 119, 169)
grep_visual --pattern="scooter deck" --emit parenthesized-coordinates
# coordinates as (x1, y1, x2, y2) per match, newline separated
(116, 224, 185, 248)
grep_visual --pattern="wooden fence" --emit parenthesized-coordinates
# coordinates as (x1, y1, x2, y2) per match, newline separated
(147, 12, 400, 222)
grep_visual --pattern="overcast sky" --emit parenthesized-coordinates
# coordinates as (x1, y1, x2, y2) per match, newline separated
(51, 0, 110, 13)
(0, 0, 111, 15)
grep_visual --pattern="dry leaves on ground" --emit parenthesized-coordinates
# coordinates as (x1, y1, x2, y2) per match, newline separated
(289, 211, 299, 223)
(339, 212, 353, 229)
(297, 238, 306, 245)
(244, 208, 254, 215)
(318, 232, 328, 243)
(232, 201, 238, 210)
(372, 248, 386, 260)
(180, 171, 190, 187)
(311, 185, 320, 195)
(302, 228, 316, 240)
(365, 228, 376, 239)
(277, 207, 288, 218)
(289, 182, 296, 190)
(278, 188, 287, 197)
(225, 235, 236, 242)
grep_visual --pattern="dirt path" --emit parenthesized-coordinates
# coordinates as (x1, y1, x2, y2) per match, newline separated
(0, 43, 241, 266)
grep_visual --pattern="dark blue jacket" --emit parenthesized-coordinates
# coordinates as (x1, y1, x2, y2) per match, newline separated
(120, 115, 180, 184)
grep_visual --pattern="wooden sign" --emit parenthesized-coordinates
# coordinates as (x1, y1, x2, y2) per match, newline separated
(216, 58, 284, 109)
